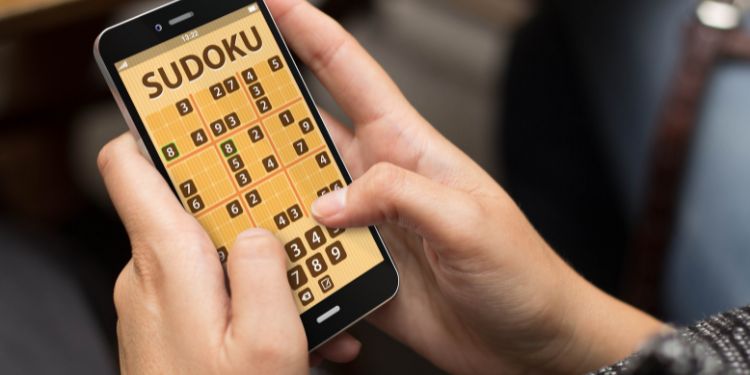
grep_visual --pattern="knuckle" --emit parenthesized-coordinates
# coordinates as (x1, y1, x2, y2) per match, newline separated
(367, 162, 404, 194)
(310, 28, 353, 74)
(250, 340, 298, 366)
(362, 163, 408, 222)
(129, 242, 166, 290)
(129, 229, 214, 289)
(113, 262, 163, 329)
(449, 195, 486, 245)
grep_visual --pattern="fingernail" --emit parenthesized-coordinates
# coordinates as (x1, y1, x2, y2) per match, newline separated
(237, 228, 272, 240)
(312, 188, 347, 218)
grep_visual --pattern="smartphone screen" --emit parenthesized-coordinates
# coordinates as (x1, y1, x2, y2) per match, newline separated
(111, 3, 387, 314)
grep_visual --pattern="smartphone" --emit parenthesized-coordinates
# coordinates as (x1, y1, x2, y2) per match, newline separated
(94, 0, 398, 350)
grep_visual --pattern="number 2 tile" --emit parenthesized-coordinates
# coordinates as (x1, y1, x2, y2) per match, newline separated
(245, 190, 262, 208)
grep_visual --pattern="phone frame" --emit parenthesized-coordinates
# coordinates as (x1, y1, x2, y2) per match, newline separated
(94, 0, 399, 351)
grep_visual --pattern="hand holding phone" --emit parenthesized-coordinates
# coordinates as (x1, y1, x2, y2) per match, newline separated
(264, 1, 667, 374)
(95, 0, 398, 351)
(98, 134, 361, 373)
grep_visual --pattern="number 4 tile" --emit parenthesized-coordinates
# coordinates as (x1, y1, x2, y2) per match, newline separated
(316, 152, 331, 168)
(305, 227, 327, 250)
(191, 129, 208, 147)
(263, 155, 278, 172)
(275, 212, 290, 230)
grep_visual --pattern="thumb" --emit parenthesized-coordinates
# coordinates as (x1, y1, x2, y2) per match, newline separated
(226, 229, 307, 353)
(311, 163, 481, 249)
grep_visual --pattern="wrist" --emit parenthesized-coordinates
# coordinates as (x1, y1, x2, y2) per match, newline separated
(547, 266, 669, 374)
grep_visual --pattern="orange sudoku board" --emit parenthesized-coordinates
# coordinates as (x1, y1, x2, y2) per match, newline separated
(117, 5, 384, 313)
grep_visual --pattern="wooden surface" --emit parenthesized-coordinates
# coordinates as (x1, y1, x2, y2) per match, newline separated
(0, 0, 78, 20)
(0, 0, 122, 37)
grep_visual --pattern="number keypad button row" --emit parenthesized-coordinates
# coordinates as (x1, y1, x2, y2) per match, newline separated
(285, 225, 347, 296)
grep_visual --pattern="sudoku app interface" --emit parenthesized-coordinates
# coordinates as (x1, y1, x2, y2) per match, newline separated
(116, 3, 384, 313)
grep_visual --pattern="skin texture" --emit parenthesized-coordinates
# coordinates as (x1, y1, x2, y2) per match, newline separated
(99, 0, 668, 373)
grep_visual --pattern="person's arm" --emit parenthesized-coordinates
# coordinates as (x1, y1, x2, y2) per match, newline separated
(267, 0, 667, 372)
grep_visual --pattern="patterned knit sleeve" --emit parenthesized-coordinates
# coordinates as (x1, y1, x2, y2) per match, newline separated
(590, 306, 750, 375)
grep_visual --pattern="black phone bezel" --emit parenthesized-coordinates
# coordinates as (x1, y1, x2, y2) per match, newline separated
(94, 0, 399, 350)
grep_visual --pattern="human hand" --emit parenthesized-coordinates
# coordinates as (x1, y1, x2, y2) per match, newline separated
(98, 134, 360, 374)
(266, 0, 667, 373)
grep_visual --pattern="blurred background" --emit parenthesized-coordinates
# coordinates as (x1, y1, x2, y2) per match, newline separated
(3, 0, 750, 373)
